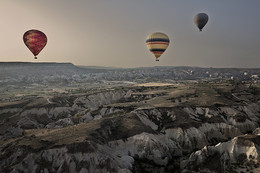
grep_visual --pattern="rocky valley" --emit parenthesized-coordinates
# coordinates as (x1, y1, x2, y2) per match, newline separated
(1, 63, 260, 173)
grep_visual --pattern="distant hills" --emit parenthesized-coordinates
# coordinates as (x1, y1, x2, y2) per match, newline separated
(0, 62, 259, 84)
(0, 62, 107, 80)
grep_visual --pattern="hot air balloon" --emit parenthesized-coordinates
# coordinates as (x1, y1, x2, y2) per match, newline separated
(146, 32, 170, 61)
(194, 13, 209, 31)
(23, 29, 47, 59)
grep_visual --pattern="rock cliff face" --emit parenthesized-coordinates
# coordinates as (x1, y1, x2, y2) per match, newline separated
(72, 90, 132, 110)
(181, 134, 260, 173)
(1, 82, 260, 172)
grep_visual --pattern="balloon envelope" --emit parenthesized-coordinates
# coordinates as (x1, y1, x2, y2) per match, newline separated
(146, 32, 170, 61)
(23, 29, 47, 59)
(194, 13, 209, 31)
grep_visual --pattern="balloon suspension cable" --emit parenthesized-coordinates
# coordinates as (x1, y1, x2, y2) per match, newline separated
(34, 56, 37, 59)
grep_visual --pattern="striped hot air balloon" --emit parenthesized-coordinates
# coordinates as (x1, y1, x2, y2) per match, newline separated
(23, 29, 47, 59)
(146, 32, 170, 61)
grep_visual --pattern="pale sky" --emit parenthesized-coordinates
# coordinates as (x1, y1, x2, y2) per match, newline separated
(0, 0, 260, 68)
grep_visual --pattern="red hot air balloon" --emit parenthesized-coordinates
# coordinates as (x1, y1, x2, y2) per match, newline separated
(23, 29, 47, 59)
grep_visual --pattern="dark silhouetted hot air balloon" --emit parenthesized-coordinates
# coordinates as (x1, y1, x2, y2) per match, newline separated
(23, 29, 47, 59)
(194, 13, 209, 31)
(146, 32, 170, 61)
